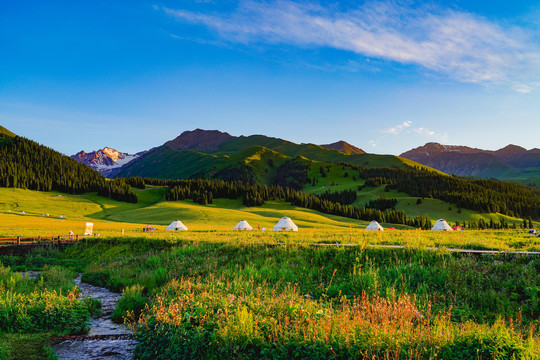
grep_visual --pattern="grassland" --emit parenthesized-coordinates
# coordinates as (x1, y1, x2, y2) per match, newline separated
(1, 186, 537, 240)
(1, 234, 539, 359)
(1, 185, 539, 358)
(0, 187, 378, 237)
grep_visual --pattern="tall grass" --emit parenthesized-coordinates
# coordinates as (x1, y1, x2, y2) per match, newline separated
(0, 263, 91, 335)
(2, 233, 539, 359)
(134, 276, 540, 359)
(0, 263, 97, 359)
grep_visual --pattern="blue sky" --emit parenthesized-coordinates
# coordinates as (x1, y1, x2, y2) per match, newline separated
(1, 0, 539, 156)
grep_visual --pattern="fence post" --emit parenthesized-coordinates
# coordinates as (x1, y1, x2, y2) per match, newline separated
(76, 235, 79, 241)
(17, 236, 20, 245)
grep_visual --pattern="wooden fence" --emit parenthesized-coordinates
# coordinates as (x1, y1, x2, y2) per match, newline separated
(0, 235, 90, 247)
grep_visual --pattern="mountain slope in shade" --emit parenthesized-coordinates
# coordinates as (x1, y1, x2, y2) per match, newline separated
(319, 140, 365, 155)
(400, 142, 540, 179)
(72, 147, 143, 177)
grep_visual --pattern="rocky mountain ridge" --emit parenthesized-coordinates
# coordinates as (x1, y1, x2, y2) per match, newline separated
(400, 142, 540, 179)
(71, 147, 143, 177)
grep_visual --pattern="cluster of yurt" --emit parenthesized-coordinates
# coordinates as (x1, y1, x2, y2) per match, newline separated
(163, 217, 299, 232)
(364, 219, 456, 232)
(163, 217, 458, 232)
(232, 217, 299, 231)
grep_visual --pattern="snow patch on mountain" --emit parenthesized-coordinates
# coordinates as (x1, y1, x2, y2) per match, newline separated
(71, 148, 144, 177)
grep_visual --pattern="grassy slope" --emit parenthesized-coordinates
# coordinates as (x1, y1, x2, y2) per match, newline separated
(115, 146, 226, 179)
(1, 185, 536, 238)
(0, 187, 382, 237)
(224, 146, 290, 183)
(0, 125, 15, 137)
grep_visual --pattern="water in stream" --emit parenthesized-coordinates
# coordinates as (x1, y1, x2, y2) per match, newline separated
(53, 275, 137, 360)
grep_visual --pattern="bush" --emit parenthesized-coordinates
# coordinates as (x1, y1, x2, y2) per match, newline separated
(112, 284, 147, 323)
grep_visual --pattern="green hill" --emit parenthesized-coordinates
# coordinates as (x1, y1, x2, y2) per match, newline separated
(0, 131, 136, 202)
(115, 130, 443, 184)
(0, 125, 15, 137)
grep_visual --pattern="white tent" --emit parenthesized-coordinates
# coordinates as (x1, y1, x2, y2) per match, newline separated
(233, 220, 253, 231)
(166, 220, 188, 231)
(366, 220, 384, 231)
(431, 219, 453, 231)
(273, 217, 298, 232)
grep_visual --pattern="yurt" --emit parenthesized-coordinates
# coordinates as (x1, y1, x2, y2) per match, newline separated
(165, 220, 188, 231)
(366, 220, 384, 231)
(431, 219, 453, 231)
(233, 220, 253, 231)
(273, 217, 298, 232)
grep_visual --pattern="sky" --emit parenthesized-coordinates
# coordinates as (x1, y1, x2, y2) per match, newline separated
(1, 0, 539, 156)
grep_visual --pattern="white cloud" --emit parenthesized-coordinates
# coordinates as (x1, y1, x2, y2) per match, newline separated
(414, 127, 435, 136)
(162, 1, 540, 89)
(384, 120, 412, 134)
(383, 121, 444, 140)
(368, 140, 377, 147)
(513, 84, 532, 93)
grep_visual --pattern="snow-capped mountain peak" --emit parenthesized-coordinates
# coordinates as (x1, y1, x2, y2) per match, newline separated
(71, 147, 143, 177)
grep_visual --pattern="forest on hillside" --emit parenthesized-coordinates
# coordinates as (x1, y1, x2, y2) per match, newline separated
(356, 167, 540, 219)
(0, 135, 137, 202)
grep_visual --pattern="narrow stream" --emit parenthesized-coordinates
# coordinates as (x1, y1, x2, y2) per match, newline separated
(53, 275, 137, 360)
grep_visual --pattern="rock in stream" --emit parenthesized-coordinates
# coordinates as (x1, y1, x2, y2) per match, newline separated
(53, 275, 137, 360)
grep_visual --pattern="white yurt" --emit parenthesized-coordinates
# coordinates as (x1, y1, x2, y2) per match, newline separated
(366, 220, 384, 231)
(431, 219, 453, 231)
(165, 220, 188, 231)
(273, 217, 298, 232)
(233, 220, 253, 231)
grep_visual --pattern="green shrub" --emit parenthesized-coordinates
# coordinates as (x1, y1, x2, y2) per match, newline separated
(111, 284, 147, 323)
(82, 297, 102, 318)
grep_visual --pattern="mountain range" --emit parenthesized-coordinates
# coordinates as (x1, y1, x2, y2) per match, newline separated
(2, 124, 538, 224)
(103, 129, 436, 182)
(400, 142, 540, 180)
(69, 130, 539, 184)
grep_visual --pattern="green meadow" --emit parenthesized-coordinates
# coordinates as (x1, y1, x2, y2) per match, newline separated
(1, 187, 540, 359)
(1, 235, 540, 359)
(0, 186, 536, 238)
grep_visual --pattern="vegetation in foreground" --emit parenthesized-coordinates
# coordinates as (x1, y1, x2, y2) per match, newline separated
(1, 232, 539, 359)
(0, 264, 98, 360)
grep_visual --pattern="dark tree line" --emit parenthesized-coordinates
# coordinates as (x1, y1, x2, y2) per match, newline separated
(0, 135, 137, 203)
(366, 196, 397, 211)
(127, 176, 145, 189)
(318, 189, 357, 205)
